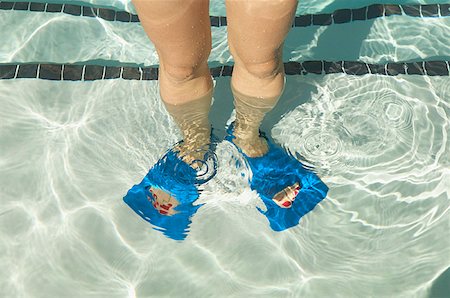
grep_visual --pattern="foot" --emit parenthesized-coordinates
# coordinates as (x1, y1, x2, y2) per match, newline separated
(224, 122, 329, 232)
(123, 144, 206, 240)
(272, 182, 301, 208)
(232, 134, 269, 158)
(232, 124, 301, 208)
(145, 145, 206, 217)
(147, 186, 180, 216)
(147, 138, 212, 217)
(175, 141, 210, 169)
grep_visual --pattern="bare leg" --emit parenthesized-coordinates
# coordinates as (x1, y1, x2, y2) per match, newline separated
(226, 0, 299, 208)
(132, 0, 213, 215)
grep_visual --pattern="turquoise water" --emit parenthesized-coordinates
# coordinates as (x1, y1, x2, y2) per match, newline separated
(1, 0, 449, 297)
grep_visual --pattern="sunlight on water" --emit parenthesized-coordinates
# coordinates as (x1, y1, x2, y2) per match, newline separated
(1, 1, 450, 297)
(2, 9, 450, 66)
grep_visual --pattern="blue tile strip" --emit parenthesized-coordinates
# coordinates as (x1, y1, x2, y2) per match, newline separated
(1, 61, 449, 81)
(0, 2, 449, 26)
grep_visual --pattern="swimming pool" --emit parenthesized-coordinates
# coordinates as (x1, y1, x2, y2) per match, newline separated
(1, 0, 449, 297)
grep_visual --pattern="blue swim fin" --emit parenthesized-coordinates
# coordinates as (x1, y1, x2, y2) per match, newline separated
(123, 142, 216, 240)
(226, 122, 328, 231)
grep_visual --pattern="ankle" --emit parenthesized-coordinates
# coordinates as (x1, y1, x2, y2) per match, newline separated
(183, 127, 211, 149)
(231, 124, 268, 158)
(234, 120, 260, 141)
(177, 130, 211, 167)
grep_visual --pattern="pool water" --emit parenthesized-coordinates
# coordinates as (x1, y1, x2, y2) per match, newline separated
(1, 0, 449, 297)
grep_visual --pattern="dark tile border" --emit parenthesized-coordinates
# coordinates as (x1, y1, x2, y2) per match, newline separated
(0, 1, 139, 22)
(1, 2, 449, 26)
(1, 61, 449, 81)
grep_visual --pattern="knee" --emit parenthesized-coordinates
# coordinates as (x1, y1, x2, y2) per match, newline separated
(160, 49, 211, 83)
(163, 64, 199, 83)
(241, 58, 283, 80)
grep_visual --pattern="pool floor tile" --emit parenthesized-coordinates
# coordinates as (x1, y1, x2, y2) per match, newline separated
(402, 5, 421, 17)
(210, 16, 219, 27)
(209, 66, 222, 78)
(384, 4, 402, 16)
(312, 14, 332, 26)
(39, 64, 62, 80)
(440, 4, 450, 16)
(284, 61, 302, 75)
(104, 67, 121, 79)
(332, 9, 351, 24)
(30, 2, 45, 11)
(45, 3, 62, 13)
(323, 61, 343, 74)
(367, 4, 384, 19)
(352, 7, 367, 21)
(221, 65, 233, 76)
(219, 16, 227, 26)
(344, 61, 369, 75)
(294, 15, 312, 27)
(142, 67, 158, 80)
(130, 14, 139, 22)
(63, 4, 81, 16)
(84, 65, 104, 81)
(421, 4, 439, 17)
(0, 65, 17, 79)
(367, 64, 387, 75)
(0, 2, 14, 10)
(98, 8, 115, 21)
(82, 6, 96, 17)
(13, 2, 29, 11)
(63, 65, 84, 81)
(405, 62, 425, 75)
(17, 64, 38, 78)
(387, 63, 406, 75)
(425, 61, 449, 76)
(116, 11, 131, 22)
(302, 61, 322, 74)
(122, 67, 141, 80)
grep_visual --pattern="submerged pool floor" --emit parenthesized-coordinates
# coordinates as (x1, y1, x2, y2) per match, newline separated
(1, 0, 450, 296)
(0, 73, 448, 297)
